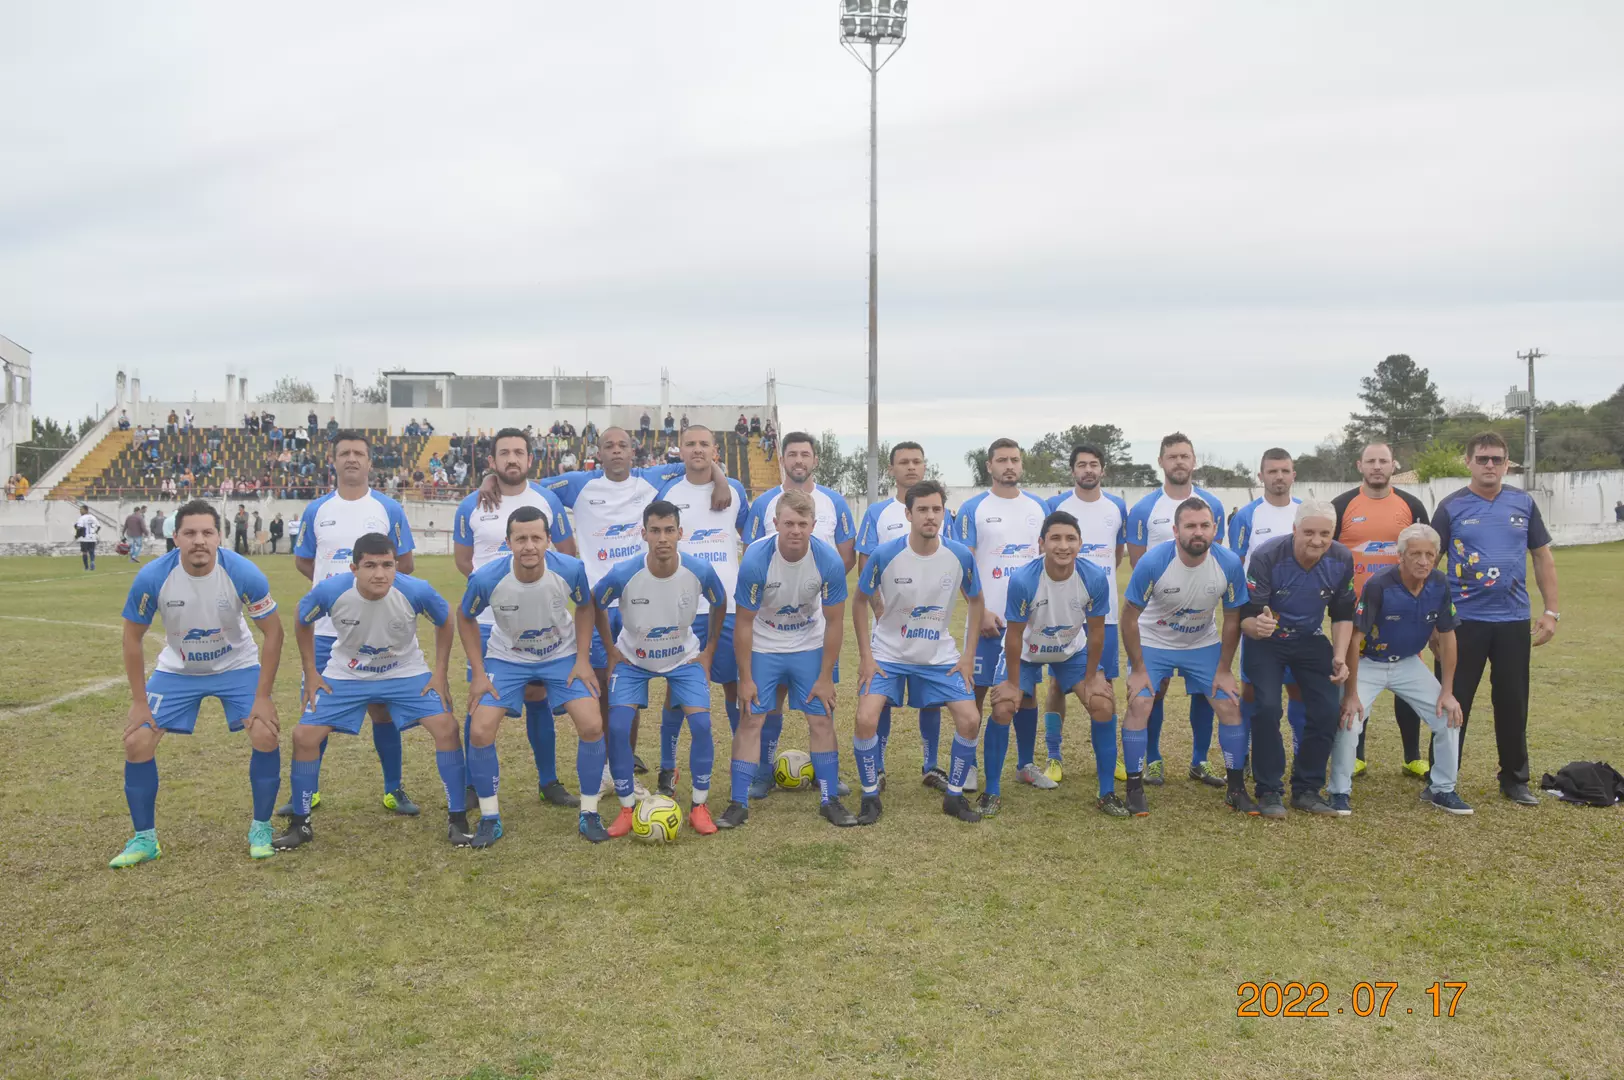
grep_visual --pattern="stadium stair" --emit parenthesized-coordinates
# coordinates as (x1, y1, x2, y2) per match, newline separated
(745, 435, 776, 499)
(415, 435, 451, 475)
(49, 429, 133, 501)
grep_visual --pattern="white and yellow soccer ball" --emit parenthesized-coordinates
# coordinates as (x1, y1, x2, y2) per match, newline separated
(631, 794, 682, 843)
(773, 749, 815, 790)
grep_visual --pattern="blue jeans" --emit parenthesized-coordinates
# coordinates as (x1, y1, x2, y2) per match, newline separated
(1243, 635, 1340, 798)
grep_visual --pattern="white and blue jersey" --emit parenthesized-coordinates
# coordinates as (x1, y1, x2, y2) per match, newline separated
(296, 572, 448, 681)
(955, 489, 1048, 685)
(857, 536, 980, 669)
(1124, 541, 1248, 651)
(1127, 486, 1226, 551)
(1004, 557, 1112, 663)
(461, 552, 591, 665)
(543, 462, 689, 594)
(855, 496, 957, 557)
(744, 484, 856, 550)
(1045, 490, 1128, 626)
(453, 482, 573, 630)
(294, 489, 415, 639)
(1432, 486, 1552, 622)
(660, 474, 750, 615)
(592, 553, 728, 675)
(1229, 496, 1301, 570)
(736, 535, 850, 714)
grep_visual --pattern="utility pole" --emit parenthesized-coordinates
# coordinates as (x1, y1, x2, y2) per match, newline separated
(1517, 348, 1543, 495)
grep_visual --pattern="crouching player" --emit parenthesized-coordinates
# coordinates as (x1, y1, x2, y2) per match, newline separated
(722, 490, 849, 829)
(594, 501, 729, 837)
(275, 533, 471, 850)
(458, 506, 608, 845)
(989, 511, 1123, 818)
(110, 500, 284, 866)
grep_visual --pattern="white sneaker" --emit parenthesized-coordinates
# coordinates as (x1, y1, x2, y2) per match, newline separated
(1016, 763, 1059, 790)
(963, 766, 979, 792)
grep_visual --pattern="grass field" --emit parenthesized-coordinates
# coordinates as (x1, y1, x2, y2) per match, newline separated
(2, 545, 1622, 1080)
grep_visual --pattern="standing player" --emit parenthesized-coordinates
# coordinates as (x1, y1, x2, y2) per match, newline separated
(593, 501, 728, 836)
(1331, 441, 1432, 778)
(75, 504, 100, 571)
(854, 441, 953, 789)
(854, 480, 986, 824)
(274, 533, 470, 851)
(955, 438, 1051, 792)
(655, 425, 750, 798)
(109, 501, 284, 867)
(1228, 448, 1304, 759)
(1126, 433, 1227, 788)
(459, 506, 609, 846)
(453, 427, 579, 807)
(725, 491, 850, 828)
(284, 430, 418, 817)
(1119, 499, 1249, 816)
(988, 511, 1122, 817)
(1042, 444, 1128, 784)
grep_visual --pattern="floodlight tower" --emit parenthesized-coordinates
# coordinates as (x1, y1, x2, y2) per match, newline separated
(839, 0, 908, 501)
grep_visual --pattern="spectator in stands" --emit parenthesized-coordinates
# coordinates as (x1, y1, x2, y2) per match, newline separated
(559, 447, 578, 471)
(749, 414, 762, 436)
(146, 424, 161, 446)
(561, 420, 577, 439)
(680, 412, 689, 431)
(118, 410, 131, 430)
(245, 411, 260, 434)
(582, 420, 598, 443)
(422, 419, 435, 435)
(582, 450, 598, 471)
(325, 417, 339, 441)
(198, 448, 213, 472)
(307, 410, 319, 437)
(734, 413, 749, 437)
(171, 452, 186, 476)
(665, 442, 682, 464)
(269, 513, 285, 553)
(166, 409, 179, 434)
(221, 476, 235, 499)
(161, 476, 176, 499)
(207, 427, 223, 451)
(639, 412, 652, 438)
(260, 410, 276, 433)
(634, 442, 650, 467)
(405, 418, 420, 436)
(180, 467, 194, 490)
(452, 460, 468, 486)
(663, 412, 676, 437)
(4, 475, 17, 500)
(182, 408, 194, 430)
(762, 425, 776, 462)
(277, 447, 292, 472)
(268, 424, 283, 448)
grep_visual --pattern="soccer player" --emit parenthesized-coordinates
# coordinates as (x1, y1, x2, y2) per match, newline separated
(741, 430, 857, 798)
(656, 424, 750, 798)
(1332, 523, 1468, 815)
(1331, 441, 1433, 778)
(459, 506, 610, 845)
(854, 441, 953, 789)
(453, 427, 579, 808)
(274, 533, 470, 850)
(285, 430, 418, 817)
(1238, 501, 1356, 817)
(855, 480, 986, 824)
(109, 501, 284, 867)
(593, 501, 728, 836)
(75, 504, 99, 570)
(1125, 433, 1228, 788)
(1119, 498, 1248, 816)
(1042, 444, 1128, 784)
(724, 490, 850, 828)
(1432, 431, 1560, 805)
(989, 511, 1122, 818)
(1229, 448, 1304, 759)
(955, 438, 1051, 792)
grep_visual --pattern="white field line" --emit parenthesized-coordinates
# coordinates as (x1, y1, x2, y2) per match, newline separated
(0, 676, 129, 718)
(0, 615, 125, 631)
(0, 567, 142, 586)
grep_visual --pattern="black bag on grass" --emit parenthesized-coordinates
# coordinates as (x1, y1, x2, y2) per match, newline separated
(1539, 761, 1624, 807)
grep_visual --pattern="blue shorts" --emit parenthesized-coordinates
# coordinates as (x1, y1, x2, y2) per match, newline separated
(864, 661, 974, 708)
(145, 666, 261, 734)
(971, 634, 1004, 688)
(479, 656, 594, 717)
(300, 672, 449, 734)
(1140, 643, 1233, 700)
(589, 608, 624, 670)
(608, 660, 712, 710)
(301, 635, 337, 699)
(994, 625, 1121, 689)
(691, 613, 737, 684)
(467, 623, 556, 703)
(1239, 640, 1295, 687)
(749, 648, 828, 716)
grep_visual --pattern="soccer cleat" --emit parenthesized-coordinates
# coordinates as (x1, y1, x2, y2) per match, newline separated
(1044, 759, 1063, 784)
(1016, 763, 1058, 790)
(248, 821, 275, 859)
(1329, 793, 1353, 816)
(749, 772, 774, 801)
(1124, 784, 1150, 817)
(276, 791, 320, 817)
(578, 811, 611, 843)
(272, 819, 314, 850)
(1402, 758, 1428, 779)
(447, 821, 475, 847)
(1226, 788, 1260, 816)
(1189, 761, 1225, 788)
(820, 798, 858, 827)
(607, 806, 636, 838)
(1352, 758, 1368, 777)
(688, 803, 718, 835)
(1500, 782, 1538, 806)
(1096, 793, 1131, 817)
(963, 766, 979, 792)
(632, 754, 650, 775)
(717, 801, 750, 829)
(1290, 792, 1340, 816)
(539, 780, 579, 807)
(108, 831, 161, 868)
(1113, 760, 1127, 782)
(942, 792, 983, 823)
(632, 779, 651, 802)
(382, 788, 420, 816)
(656, 768, 679, 798)
(470, 817, 503, 848)
(1430, 789, 1477, 814)
(976, 792, 1002, 818)
(921, 767, 950, 792)
(1144, 760, 1165, 786)
(856, 794, 883, 826)
(1257, 793, 1287, 819)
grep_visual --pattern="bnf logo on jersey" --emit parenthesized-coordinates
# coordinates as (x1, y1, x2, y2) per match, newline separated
(774, 604, 801, 616)
(333, 548, 352, 561)
(1366, 541, 1397, 554)
(182, 627, 221, 641)
(357, 644, 390, 656)
(1039, 625, 1070, 638)
(688, 529, 724, 542)
(998, 543, 1027, 556)
(909, 605, 943, 619)
(647, 626, 679, 640)
(517, 629, 548, 641)
(601, 523, 638, 538)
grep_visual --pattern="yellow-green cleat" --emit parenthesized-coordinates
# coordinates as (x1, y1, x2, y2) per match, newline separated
(1044, 759, 1064, 784)
(1353, 758, 1368, 777)
(1402, 759, 1428, 778)
(382, 788, 420, 816)
(248, 821, 275, 859)
(1113, 759, 1127, 782)
(109, 830, 161, 869)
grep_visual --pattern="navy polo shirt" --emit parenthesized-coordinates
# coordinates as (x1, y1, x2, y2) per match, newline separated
(1354, 566, 1458, 662)
(1240, 534, 1357, 639)
(1432, 486, 1550, 622)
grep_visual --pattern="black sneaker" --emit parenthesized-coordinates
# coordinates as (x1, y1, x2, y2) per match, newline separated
(276, 792, 320, 817)
(855, 795, 883, 826)
(447, 820, 475, 847)
(1501, 782, 1539, 806)
(632, 754, 650, 775)
(1096, 793, 1131, 817)
(1290, 791, 1340, 815)
(1226, 788, 1260, 816)
(539, 780, 580, 807)
(717, 801, 750, 829)
(382, 788, 420, 816)
(921, 767, 949, 792)
(975, 792, 1002, 818)
(1124, 781, 1149, 817)
(820, 798, 859, 827)
(656, 768, 678, 798)
(470, 817, 503, 848)
(1258, 793, 1287, 819)
(272, 818, 313, 850)
(942, 792, 983, 823)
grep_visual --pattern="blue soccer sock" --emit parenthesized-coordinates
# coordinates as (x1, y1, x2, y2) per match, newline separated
(435, 749, 468, 813)
(1239, 697, 1256, 763)
(1012, 706, 1038, 770)
(686, 710, 714, 796)
(525, 697, 558, 788)
(660, 706, 683, 772)
(1122, 726, 1149, 776)
(468, 741, 500, 799)
(607, 706, 638, 802)
(1091, 717, 1117, 798)
(947, 734, 978, 794)
(1146, 698, 1165, 764)
(919, 707, 942, 773)
(372, 719, 404, 793)
(248, 747, 280, 822)
(1044, 711, 1064, 763)
(725, 698, 741, 736)
(124, 759, 159, 832)
(759, 710, 784, 772)
(461, 713, 475, 789)
(730, 758, 756, 806)
(811, 749, 840, 804)
(1217, 721, 1248, 771)
(983, 722, 1011, 797)
(576, 736, 607, 813)
(1189, 694, 1215, 767)
(290, 757, 322, 816)
(853, 734, 880, 794)
(877, 705, 892, 774)
(1287, 698, 1306, 757)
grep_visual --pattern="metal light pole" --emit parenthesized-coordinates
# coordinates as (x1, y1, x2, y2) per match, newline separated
(840, 0, 908, 500)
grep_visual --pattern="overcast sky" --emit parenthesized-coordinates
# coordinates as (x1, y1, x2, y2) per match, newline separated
(4, 2, 1621, 483)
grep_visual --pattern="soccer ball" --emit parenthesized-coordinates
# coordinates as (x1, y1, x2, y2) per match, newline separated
(631, 795, 682, 843)
(774, 749, 815, 790)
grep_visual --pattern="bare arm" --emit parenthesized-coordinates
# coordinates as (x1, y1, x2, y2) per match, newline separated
(396, 552, 416, 576)
(1120, 604, 1145, 672)
(122, 620, 153, 728)
(1531, 545, 1560, 646)
(295, 556, 315, 581)
(1126, 544, 1146, 568)
(1328, 618, 1352, 683)
(456, 611, 488, 684)
(554, 536, 578, 558)
(251, 611, 284, 700)
(453, 544, 474, 579)
(837, 540, 857, 574)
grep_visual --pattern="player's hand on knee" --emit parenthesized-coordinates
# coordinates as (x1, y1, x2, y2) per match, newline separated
(426, 674, 453, 710)
(125, 700, 157, 740)
(1212, 670, 1239, 703)
(1339, 694, 1363, 730)
(1126, 667, 1152, 701)
(810, 677, 836, 716)
(467, 673, 496, 716)
(249, 695, 280, 738)
(569, 661, 600, 697)
(304, 677, 331, 713)
(1438, 692, 1463, 728)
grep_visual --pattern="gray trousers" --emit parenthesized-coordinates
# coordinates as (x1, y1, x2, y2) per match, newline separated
(1331, 655, 1460, 795)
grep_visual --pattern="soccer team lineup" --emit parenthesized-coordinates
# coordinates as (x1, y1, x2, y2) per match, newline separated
(104, 421, 1563, 866)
